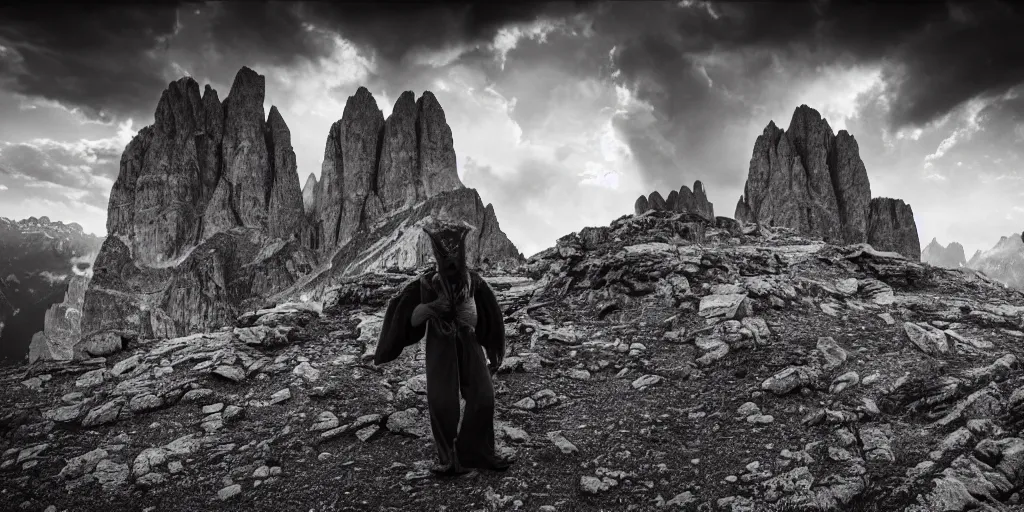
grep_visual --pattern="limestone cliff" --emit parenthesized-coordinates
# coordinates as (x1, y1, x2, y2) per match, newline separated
(867, 198, 921, 261)
(301, 87, 521, 274)
(107, 67, 305, 264)
(80, 67, 317, 352)
(301, 173, 317, 214)
(735, 105, 919, 260)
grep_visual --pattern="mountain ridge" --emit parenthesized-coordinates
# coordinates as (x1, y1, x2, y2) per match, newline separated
(29, 66, 522, 364)
(0, 216, 104, 362)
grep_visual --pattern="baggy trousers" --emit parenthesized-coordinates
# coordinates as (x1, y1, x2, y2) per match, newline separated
(424, 320, 499, 469)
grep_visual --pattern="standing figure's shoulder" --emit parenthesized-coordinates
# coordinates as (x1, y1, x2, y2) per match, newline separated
(468, 269, 485, 285)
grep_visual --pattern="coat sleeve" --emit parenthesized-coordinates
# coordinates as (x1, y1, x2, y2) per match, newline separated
(374, 275, 427, 366)
(471, 271, 506, 369)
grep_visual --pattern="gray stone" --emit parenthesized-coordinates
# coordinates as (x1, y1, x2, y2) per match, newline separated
(547, 431, 579, 454)
(82, 399, 124, 428)
(129, 394, 163, 413)
(218, 483, 243, 501)
(312, 411, 340, 431)
(904, 322, 949, 354)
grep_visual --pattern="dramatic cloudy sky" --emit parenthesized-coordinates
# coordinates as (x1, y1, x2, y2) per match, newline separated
(0, 1, 1022, 258)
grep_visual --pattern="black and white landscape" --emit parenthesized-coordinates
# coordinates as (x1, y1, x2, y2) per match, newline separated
(1, 2, 1024, 511)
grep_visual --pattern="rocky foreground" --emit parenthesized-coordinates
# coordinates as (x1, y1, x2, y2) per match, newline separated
(4, 212, 1024, 511)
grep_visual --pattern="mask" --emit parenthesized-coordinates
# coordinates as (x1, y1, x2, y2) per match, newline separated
(423, 221, 472, 282)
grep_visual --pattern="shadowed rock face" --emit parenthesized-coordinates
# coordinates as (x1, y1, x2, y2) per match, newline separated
(377, 91, 422, 211)
(310, 88, 387, 253)
(634, 195, 649, 216)
(735, 105, 918, 260)
(266, 106, 304, 241)
(867, 198, 921, 261)
(830, 131, 872, 244)
(922, 238, 968, 269)
(216, 68, 271, 231)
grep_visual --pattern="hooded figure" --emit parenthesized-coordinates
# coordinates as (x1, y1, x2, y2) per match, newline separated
(374, 220, 512, 475)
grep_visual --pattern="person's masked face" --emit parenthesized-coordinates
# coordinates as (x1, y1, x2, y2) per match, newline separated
(424, 222, 472, 282)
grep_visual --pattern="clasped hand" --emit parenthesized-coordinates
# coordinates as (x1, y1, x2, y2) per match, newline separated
(411, 274, 457, 327)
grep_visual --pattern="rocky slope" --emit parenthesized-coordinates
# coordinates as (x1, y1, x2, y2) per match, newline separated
(0, 217, 103, 363)
(73, 68, 521, 365)
(922, 238, 968, 269)
(4, 208, 1024, 511)
(735, 105, 921, 261)
(967, 233, 1024, 290)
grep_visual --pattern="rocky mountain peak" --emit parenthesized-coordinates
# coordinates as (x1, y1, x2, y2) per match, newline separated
(788, 104, 833, 136)
(377, 91, 422, 212)
(228, 66, 265, 105)
(966, 232, 1024, 290)
(635, 181, 715, 220)
(267, 105, 286, 130)
(106, 66, 298, 267)
(416, 90, 463, 198)
(306, 87, 492, 264)
(735, 104, 918, 260)
(922, 237, 967, 269)
(153, 77, 203, 136)
(265, 105, 304, 240)
(80, 67, 317, 355)
(71, 70, 521, 365)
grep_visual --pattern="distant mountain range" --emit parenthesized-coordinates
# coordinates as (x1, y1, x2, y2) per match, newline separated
(922, 234, 1024, 289)
(921, 238, 967, 269)
(0, 216, 103, 362)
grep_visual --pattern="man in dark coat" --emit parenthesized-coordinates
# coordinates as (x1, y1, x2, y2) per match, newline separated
(374, 221, 512, 475)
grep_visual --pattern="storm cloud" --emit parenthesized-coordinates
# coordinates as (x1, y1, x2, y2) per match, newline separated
(0, 0, 1022, 257)
(0, 3, 181, 122)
